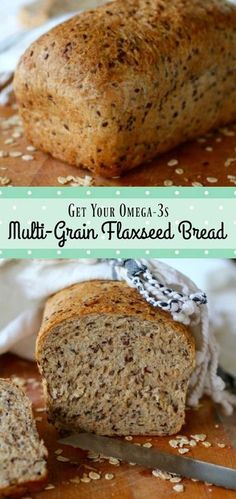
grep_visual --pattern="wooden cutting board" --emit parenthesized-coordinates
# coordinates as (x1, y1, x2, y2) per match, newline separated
(0, 99, 236, 187)
(1, 353, 236, 499)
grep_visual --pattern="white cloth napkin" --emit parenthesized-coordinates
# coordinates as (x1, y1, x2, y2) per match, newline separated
(207, 261, 236, 378)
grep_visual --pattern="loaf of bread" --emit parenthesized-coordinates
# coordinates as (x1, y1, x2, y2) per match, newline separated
(0, 379, 48, 497)
(36, 281, 195, 436)
(14, 0, 236, 177)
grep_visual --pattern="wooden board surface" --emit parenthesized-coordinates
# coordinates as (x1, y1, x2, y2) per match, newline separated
(0, 99, 236, 187)
(1, 353, 236, 499)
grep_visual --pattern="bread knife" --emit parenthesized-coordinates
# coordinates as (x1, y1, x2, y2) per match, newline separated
(59, 432, 236, 490)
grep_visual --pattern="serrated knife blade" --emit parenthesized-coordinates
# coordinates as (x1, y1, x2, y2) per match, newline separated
(59, 432, 236, 490)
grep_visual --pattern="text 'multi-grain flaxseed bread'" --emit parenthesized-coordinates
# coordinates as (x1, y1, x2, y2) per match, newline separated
(14, 0, 236, 177)
(36, 281, 195, 436)
(0, 379, 48, 497)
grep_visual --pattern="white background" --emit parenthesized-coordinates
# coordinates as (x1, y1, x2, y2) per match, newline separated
(0, 0, 32, 40)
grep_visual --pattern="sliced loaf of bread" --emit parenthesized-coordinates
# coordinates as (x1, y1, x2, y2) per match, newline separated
(0, 379, 48, 497)
(36, 281, 195, 436)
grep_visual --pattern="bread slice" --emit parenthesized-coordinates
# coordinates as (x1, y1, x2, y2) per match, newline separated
(36, 281, 195, 436)
(0, 379, 48, 497)
(14, 0, 236, 177)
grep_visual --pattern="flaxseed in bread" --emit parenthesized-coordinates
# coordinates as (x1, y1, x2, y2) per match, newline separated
(14, 0, 236, 177)
(36, 281, 195, 436)
(0, 379, 48, 497)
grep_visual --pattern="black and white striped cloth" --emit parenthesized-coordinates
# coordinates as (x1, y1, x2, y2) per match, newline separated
(111, 259, 207, 325)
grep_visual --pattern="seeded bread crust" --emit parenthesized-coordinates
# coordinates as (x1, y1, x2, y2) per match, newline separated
(14, 0, 236, 177)
(36, 281, 195, 436)
(37, 280, 194, 343)
(0, 379, 48, 497)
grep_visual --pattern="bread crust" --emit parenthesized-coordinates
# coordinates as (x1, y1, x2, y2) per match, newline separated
(14, 0, 236, 177)
(36, 280, 195, 359)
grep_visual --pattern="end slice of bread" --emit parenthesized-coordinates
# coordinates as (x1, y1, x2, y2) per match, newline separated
(37, 281, 195, 436)
(0, 379, 48, 497)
